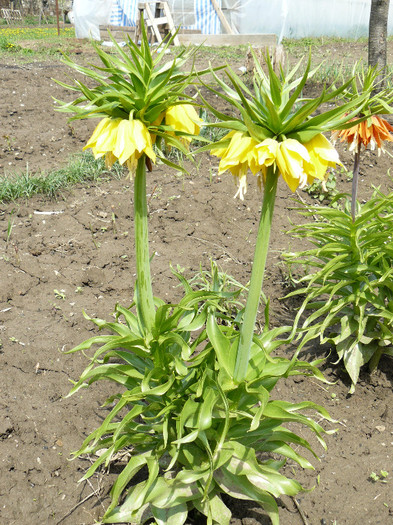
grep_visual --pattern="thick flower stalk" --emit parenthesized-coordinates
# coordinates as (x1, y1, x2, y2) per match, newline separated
(202, 52, 370, 382)
(214, 133, 341, 381)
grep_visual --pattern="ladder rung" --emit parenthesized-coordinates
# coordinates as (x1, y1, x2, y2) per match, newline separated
(145, 16, 168, 26)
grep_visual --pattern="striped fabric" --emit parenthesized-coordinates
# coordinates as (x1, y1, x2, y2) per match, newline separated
(109, 0, 222, 34)
(110, 0, 138, 26)
(194, 0, 221, 34)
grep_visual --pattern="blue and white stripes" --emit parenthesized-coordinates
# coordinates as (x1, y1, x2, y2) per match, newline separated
(194, 0, 221, 34)
(109, 0, 222, 34)
(110, 0, 139, 27)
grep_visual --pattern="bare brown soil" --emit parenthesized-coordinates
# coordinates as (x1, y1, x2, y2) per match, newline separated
(0, 39, 392, 525)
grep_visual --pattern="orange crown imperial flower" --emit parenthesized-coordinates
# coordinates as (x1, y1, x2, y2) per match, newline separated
(332, 115, 393, 154)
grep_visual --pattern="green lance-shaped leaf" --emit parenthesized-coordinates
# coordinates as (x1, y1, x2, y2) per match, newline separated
(151, 503, 188, 525)
(193, 493, 232, 525)
(222, 440, 304, 497)
(107, 451, 153, 511)
(214, 467, 280, 525)
(206, 313, 237, 377)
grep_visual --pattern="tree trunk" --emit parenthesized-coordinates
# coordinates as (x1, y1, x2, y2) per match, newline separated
(368, 0, 390, 88)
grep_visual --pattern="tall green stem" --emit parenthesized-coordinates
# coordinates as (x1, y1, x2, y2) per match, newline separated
(134, 155, 155, 334)
(233, 167, 279, 383)
(351, 142, 361, 222)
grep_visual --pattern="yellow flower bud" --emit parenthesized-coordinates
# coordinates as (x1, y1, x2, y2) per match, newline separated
(165, 104, 203, 148)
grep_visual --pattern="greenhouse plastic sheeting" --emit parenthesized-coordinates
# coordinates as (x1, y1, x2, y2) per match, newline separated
(109, 0, 229, 34)
(73, 0, 113, 40)
(181, 0, 221, 34)
(75, 0, 393, 40)
(239, 0, 393, 40)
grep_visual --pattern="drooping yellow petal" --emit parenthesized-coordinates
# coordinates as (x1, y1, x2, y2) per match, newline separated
(83, 117, 112, 151)
(126, 152, 142, 175)
(276, 139, 310, 192)
(131, 120, 156, 162)
(93, 118, 121, 156)
(218, 132, 258, 173)
(149, 113, 165, 144)
(215, 132, 258, 199)
(210, 131, 235, 158)
(304, 133, 341, 182)
(113, 119, 137, 165)
(165, 104, 203, 145)
(256, 138, 279, 165)
(247, 147, 260, 175)
(131, 119, 148, 152)
(105, 151, 117, 168)
(182, 104, 204, 134)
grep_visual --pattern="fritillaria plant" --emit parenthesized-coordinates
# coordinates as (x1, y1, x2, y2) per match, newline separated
(56, 45, 365, 524)
(201, 52, 370, 383)
(281, 66, 393, 392)
(55, 26, 203, 334)
(331, 64, 393, 220)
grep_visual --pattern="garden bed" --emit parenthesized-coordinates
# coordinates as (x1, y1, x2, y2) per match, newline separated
(0, 38, 392, 525)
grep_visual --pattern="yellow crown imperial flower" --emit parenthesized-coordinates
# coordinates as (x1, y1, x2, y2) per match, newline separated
(165, 104, 203, 149)
(304, 133, 341, 188)
(274, 139, 312, 192)
(265, 136, 340, 193)
(84, 117, 121, 158)
(212, 131, 259, 199)
(214, 133, 341, 197)
(84, 116, 156, 174)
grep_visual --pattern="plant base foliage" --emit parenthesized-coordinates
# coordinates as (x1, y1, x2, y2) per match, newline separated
(67, 267, 332, 525)
(284, 189, 393, 392)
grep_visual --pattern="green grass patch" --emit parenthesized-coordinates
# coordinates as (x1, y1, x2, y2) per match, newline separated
(282, 35, 368, 52)
(0, 152, 124, 202)
(0, 26, 74, 41)
(177, 44, 248, 61)
(0, 26, 84, 60)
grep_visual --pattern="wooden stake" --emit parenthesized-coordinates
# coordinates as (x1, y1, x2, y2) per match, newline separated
(210, 0, 234, 34)
(55, 0, 60, 35)
(136, 2, 179, 46)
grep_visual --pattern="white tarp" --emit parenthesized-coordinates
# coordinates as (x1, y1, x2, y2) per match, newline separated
(73, 0, 114, 40)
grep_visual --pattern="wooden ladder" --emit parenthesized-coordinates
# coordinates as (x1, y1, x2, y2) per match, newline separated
(1, 8, 22, 25)
(135, 1, 180, 46)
